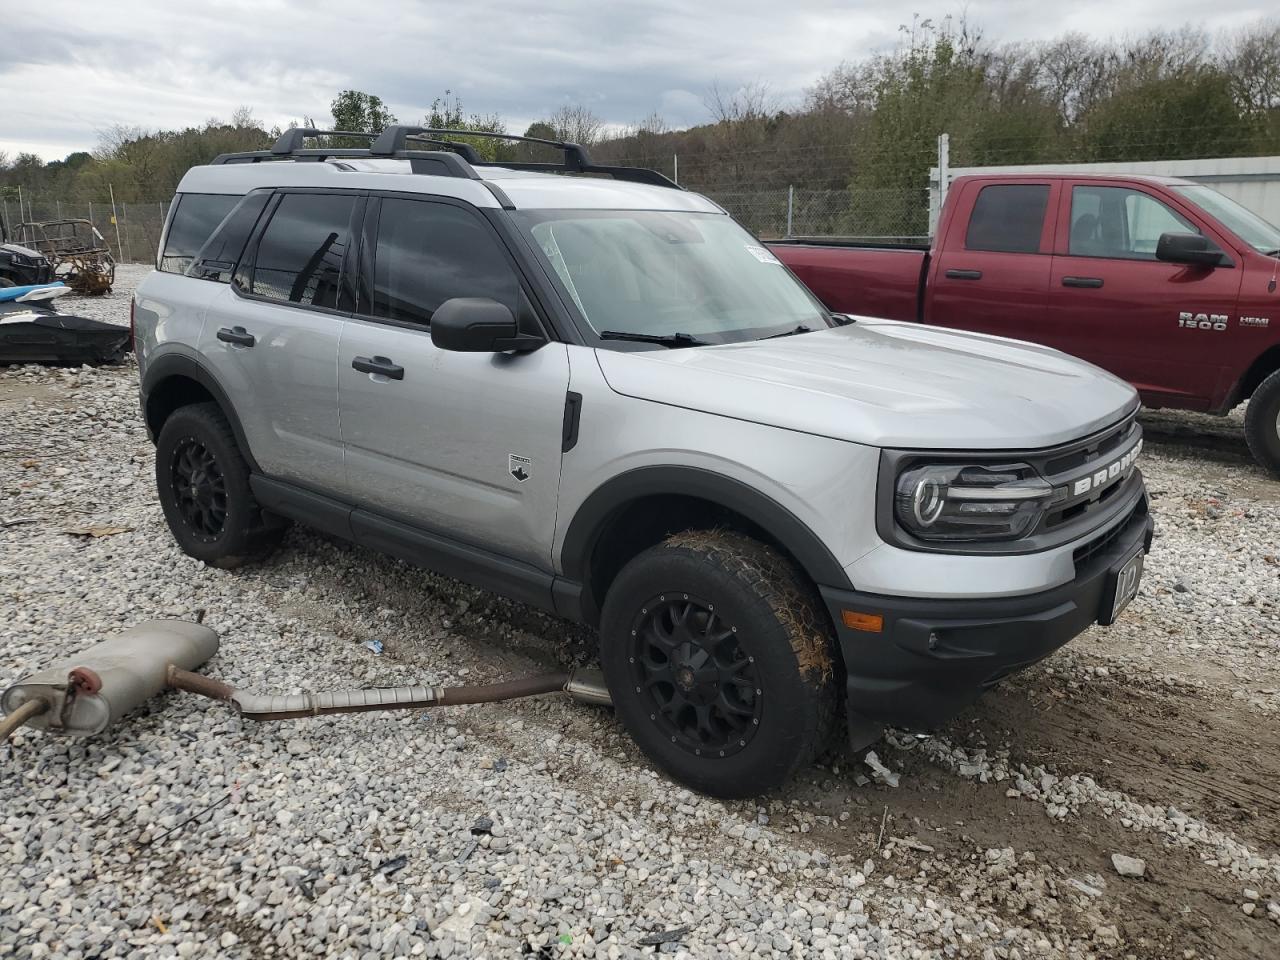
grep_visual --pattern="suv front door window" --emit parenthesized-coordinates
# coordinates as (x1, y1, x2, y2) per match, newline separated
(338, 196, 569, 566)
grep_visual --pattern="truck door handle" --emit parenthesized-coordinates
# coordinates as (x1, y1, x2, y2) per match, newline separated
(1062, 276, 1104, 288)
(216, 326, 255, 347)
(945, 269, 983, 280)
(352, 355, 405, 380)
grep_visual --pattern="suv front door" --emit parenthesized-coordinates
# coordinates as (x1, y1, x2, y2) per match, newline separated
(337, 195, 570, 568)
(198, 190, 359, 494)
(1048, 181, 1242, 408)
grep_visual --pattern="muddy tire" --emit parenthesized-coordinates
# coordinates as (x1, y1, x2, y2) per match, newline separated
(1245, 369, 1280, 477)
(600, 530, 836, 798)
(155, 402, 286, 568)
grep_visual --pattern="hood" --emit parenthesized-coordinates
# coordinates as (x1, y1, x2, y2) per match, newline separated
(593, 318, 1139, 450)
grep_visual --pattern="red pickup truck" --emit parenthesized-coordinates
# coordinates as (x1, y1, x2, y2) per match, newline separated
(769, 173, 1280, 474)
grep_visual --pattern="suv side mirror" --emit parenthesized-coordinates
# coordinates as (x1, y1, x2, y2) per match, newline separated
(1156, 232, 1225, 267)
(430, 298, 544, 353)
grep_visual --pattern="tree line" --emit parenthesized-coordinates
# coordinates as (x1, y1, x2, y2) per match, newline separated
(3, 16, 1280, 237)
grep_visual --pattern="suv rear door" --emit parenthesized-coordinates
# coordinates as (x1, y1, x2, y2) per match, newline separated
(197, 189, 359, 494)
(925, 179, 1058, 340)
(337, 195, 569, 568)
(1047, 180, 1242, 408)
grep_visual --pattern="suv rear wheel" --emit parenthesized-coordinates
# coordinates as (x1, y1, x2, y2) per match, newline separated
(600, 530, 835, 798)
(155, 402, 286, 567)
(1245, 368, 1280, 477)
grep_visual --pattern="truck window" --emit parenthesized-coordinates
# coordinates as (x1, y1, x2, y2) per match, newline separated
(365, 198, 519, 327)
(1069, 185, 1198, 260)
(250, 193, 354, 309)
(964, 184, 1049, 254)
(159, 193, 240, 274)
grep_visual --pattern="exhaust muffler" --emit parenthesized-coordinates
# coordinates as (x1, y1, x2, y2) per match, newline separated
(1, 619, 610, 741)
(1, 620, 219, 737)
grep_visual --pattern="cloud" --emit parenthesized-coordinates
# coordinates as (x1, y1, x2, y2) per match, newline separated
(0, 0, 1272, 161)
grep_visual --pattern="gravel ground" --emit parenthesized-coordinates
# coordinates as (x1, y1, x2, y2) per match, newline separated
(2, 264, 1279, 959)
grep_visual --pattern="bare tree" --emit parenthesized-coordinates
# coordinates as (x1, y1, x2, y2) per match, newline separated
(1226, 20, 1280, 115)
(548, 104, 604, 146)
(704, 81, 776, 124)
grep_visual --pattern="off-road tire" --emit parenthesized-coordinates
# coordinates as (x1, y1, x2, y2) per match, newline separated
(155, 402, 286, 568)
(1245, 369, 1280, 477)
(600, 529, 836, 798)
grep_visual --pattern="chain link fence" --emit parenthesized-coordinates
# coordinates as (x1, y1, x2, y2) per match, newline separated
(1, 198, 172, 264)
(704, 186, 929, 242)
(2, 183, 930, 263)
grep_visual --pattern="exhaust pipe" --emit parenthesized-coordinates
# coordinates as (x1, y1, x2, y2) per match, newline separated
(1, 620, 611, 740)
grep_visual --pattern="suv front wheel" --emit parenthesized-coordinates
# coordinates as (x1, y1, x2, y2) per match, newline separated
(600, 530, 836, 798)
(155, 402, 286, 567)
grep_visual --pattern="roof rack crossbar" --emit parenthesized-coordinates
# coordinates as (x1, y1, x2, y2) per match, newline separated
(270, 129, 381, 154)
(212, 126, 680, 189)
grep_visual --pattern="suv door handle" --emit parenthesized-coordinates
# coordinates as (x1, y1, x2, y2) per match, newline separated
(1062, 276, 1104, 288)
(945, 269, 983, 280)
(216, 326, 255, 347)
(352, 355, 405, 380)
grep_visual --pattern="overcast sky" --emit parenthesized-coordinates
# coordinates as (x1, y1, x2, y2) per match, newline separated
(1, 0, 1273, 161)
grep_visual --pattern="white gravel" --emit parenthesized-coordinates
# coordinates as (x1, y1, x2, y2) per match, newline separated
(3, 265, 1279, 958)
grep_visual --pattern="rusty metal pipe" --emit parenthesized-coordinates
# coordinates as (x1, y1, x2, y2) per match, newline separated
(168, 670, 579, 721)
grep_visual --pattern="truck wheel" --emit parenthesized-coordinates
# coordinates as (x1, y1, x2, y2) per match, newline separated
(599, 530, 835, 798)
(1245, 369, 1280, 477)
(155, 402, 286, 568)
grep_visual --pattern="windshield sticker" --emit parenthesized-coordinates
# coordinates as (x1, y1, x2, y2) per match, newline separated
(744, 244, 782, 265)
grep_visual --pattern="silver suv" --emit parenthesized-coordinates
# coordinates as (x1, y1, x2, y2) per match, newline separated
(134, 127, 1153, 797)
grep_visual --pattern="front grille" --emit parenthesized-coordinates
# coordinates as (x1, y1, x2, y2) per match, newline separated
(1031, 412, 1142, 537)
(1072, 497, 1147, 569)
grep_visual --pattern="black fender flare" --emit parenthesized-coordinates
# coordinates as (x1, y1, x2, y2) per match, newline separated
(558, 465, 852, 618)
(140, 352, 260, 472)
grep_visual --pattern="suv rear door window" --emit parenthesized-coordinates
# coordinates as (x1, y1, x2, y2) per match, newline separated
(366, 198, 520, 326)
(251, 193, 355, 309)
(1069, 185, 1198, 259)
(965, 184, 1050, 254)
(159, 193, 240, 274)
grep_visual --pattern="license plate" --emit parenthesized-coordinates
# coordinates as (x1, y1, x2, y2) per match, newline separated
(1104, 550, 1144, 624)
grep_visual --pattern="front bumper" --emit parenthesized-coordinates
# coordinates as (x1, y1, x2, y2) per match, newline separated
(820, 494, 1153, 731)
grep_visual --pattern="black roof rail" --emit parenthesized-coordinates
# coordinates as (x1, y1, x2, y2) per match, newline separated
(378, 126, 681, 189)
(211, 126, 680, 189)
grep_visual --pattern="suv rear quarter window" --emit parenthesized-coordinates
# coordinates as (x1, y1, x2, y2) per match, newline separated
(965, 184, 1050, 254)
(159, 193, 240, 274)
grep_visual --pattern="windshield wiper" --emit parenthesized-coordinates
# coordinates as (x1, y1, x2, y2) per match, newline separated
(761, 324, 812, 340)
(1264, 248, 1280, 257)
(598, 330, 709, 348)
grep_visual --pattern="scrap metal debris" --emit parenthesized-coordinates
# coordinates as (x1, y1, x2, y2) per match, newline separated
(863, 750, 900, 787)
(377, 854, 408, 877)
(637, 926, 691, 947)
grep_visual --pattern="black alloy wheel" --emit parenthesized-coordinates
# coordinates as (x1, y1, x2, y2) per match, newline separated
(169, 437, 228, 541)
(629, 593, 762, 758)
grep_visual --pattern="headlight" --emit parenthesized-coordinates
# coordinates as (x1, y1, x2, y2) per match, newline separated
(894, 462, 1054, 541)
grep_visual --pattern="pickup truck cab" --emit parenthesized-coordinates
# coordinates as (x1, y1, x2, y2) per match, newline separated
(771, 173, 1280, 473)
(134, 130, 1152, 797)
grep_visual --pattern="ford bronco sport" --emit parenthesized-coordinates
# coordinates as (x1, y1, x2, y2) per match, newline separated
(133, 127, 1153, 798)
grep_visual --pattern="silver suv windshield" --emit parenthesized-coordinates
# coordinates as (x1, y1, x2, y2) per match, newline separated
(512, 209, 832, 344)
(1173, 184, 1280, 255)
